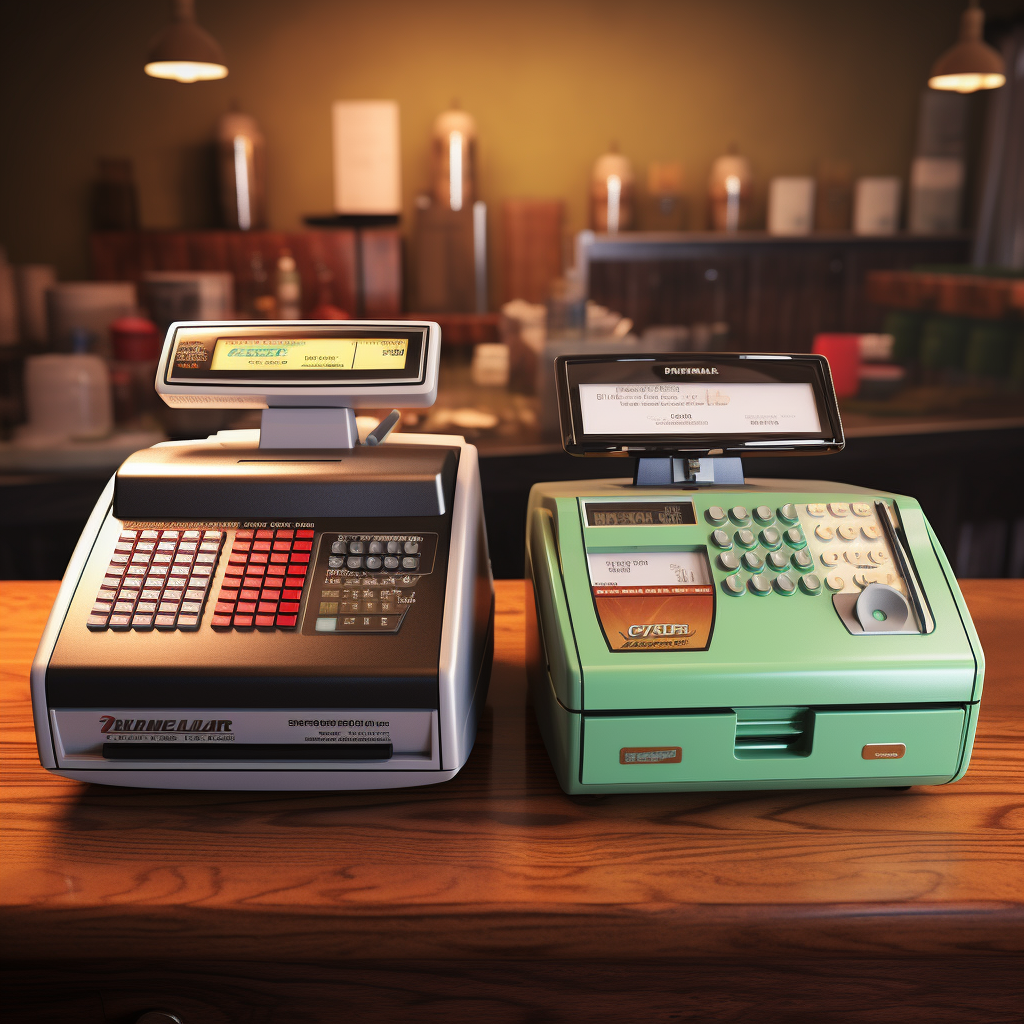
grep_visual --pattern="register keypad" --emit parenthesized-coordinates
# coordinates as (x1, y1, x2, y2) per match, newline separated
(211, 528, 313, 629)
(87, 529, 223, 631)
(311, 532, 436, 634)
(712, 499, 905, 599)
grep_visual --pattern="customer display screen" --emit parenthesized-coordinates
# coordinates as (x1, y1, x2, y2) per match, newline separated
(578, 382, 822, 435)
(165, 325, 427, 384)
(210, 337, 409, 372)
(556, 353, 843, 456)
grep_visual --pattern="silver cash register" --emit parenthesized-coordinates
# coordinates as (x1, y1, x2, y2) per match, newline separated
(31, 321, 494, 790)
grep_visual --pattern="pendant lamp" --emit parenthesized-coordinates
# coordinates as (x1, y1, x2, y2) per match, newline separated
(144, 0, 228, 83)
(928, 0, 1005, 93)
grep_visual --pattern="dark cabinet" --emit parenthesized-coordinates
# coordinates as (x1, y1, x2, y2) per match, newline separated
(582, 232, 971, 349)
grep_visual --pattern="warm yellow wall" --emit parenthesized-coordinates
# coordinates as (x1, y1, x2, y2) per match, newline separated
(0, 0, 1010, 282)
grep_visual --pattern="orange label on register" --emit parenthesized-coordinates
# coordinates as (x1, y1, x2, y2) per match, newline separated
(592, 584, 714, 651)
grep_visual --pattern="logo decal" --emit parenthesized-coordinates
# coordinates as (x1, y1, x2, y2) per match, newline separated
(625, 623, 690, 638)
(99, 716, 233, 734)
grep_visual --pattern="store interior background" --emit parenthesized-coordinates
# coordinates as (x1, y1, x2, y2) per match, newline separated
(1, 0, 1022, 581)
(3, 0, 1017, 277)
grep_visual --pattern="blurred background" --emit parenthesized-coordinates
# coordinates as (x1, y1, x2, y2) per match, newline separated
(1, 0, 1022, 579)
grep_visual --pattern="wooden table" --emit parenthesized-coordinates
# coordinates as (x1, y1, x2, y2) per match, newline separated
(2, 580, 1021, 1023)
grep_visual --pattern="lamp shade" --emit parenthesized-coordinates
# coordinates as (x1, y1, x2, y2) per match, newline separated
(144, 0, 228, 83)
(928, 3, 1005, 93)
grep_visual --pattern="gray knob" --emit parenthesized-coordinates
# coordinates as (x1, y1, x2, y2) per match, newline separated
(855, 583, 911, 632)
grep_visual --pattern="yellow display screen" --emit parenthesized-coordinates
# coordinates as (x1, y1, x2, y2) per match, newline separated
(210, 337, 409, 372)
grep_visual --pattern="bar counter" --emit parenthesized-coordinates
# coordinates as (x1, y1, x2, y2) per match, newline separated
(2, 579, 1022, 1022)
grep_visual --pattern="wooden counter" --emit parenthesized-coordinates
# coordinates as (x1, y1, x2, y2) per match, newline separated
(2, 579, 1022, 1022)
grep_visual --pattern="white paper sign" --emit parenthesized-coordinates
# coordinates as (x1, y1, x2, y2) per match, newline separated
(332, 100, 401, 214)
(579, 382, 820, 436)
(587, 551, 710, 587)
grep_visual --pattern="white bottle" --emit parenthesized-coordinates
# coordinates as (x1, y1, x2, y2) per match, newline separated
(276, 250, 301, 319)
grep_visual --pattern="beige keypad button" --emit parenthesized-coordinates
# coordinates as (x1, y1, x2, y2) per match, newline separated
(825, 574, 845, 591)
(853, 571, 879, 588)
(851, 502, 873, 517)
(861, 523, 882, 540)
(869, 548, 887, 564)
(837, 524, 858, 541)
(844, 549, 869, 565)
(828, 503, 850, 517)
(820, 550, 840, 566)
(814, 524, 834, 541)
(806, 503, 827, 517)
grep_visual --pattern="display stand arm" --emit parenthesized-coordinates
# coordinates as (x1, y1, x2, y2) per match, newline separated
(633, 457, 744, 487)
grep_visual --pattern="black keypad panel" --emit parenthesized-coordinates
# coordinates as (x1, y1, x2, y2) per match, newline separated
(308, 532, 437, 634)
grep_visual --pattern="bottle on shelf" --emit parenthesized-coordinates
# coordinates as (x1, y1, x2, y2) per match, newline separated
(276, 249, 301, 319)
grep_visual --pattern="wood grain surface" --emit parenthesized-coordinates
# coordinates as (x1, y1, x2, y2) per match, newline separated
(1, 579, 1022, 971)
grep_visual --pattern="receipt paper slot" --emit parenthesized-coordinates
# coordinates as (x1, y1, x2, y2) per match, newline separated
(525, 353, 983, 794)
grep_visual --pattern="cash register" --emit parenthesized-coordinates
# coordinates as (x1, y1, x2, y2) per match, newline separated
(31, 320, 494, 790)
(525, 352, 983, 794)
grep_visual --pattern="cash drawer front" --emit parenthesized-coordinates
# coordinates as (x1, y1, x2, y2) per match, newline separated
(581, 708, 966, 786)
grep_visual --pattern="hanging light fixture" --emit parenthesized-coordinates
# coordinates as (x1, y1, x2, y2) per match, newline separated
(928, 0, 1005, 93)
(144, 0, 228, 83)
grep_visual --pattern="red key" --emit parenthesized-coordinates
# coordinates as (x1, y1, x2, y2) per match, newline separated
(275, 529, 294, 539)
(258, 601, 278, 614)
(293, 540, 312, 551)
(255, 529, 274, 539)
(296, 529, 314, 538)
(265, 565, 287, 577)
(253, 540, 272, 552)
(255, 614, 276, 627)
(228, 553, 249, 565)
(231, 541, 252, 553)
(240, 588, 261, 601)
(284, 575, 306, 588)
(280, 601, 300, 613)
(282, 589, 302, 600)
(236, 601, 257, 613)
(272, 540, 292, 551)
(235, 529, 254, 540)
(289, 552, 310, 564)
(262, 589, 281, 601)
(225, 565, 245, 577)
(270, 553, 289, 564)
(249, 552, 269, 564)
(233, 615, 254, 627)
(215, 601, 236, 614)
(276, 614, 297, 627)
(244, 566, 266, 579)
(211, 614, 233, 628)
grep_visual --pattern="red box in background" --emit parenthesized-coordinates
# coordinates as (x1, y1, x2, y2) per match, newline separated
(812, 333, 861, 398)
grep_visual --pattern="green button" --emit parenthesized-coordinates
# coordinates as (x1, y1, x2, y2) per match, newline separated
(742, 551, 764, 573)
(800, 573, 822, 594)
(778, 503, 799, 524)
(773, 573, 796, 595)
(760, 527, 782, 550)
(748, 575, 771, 595)
(767, 551, 789, 570)
(754, 505, 775, 525)
(735, 528, 757, 549)
(711, 529, 732, 549)
(791, 550, 813, 572)
(706, 506, 728, 525)
(718, 551, 741, 572)
(784, 527, 806, 548)
(729, 506, 751, 525)
(722, 575, 744, 596)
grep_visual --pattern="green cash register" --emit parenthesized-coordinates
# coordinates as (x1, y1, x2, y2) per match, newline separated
(525, 352, 983, 794)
